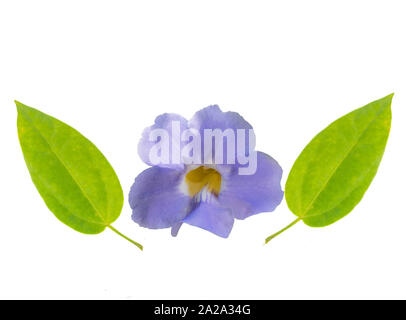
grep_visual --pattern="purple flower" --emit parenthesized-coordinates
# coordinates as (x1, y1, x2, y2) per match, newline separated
(129, 105, 283, 238)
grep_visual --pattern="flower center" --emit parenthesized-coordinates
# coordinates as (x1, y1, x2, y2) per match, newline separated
(185, 166, 221, 197)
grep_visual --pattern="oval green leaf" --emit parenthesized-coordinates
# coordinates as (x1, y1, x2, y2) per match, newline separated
(16, 101, 123, 234)
(285, 94, 392, 227)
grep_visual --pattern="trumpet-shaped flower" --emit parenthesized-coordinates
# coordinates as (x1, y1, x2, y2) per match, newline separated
(129, 105, 283, 238)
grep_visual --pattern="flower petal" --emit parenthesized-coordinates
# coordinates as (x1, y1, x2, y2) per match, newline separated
(189, 105, 255, 165)
(190, 105, 253, 132)
(218, 151, 283, 219)
(183, 201, 234, 238)
(138, 113, 188, 169)
(129, 166, 191, 228)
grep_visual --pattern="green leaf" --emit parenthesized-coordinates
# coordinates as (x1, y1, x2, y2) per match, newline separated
(16, 101, 142, 249)
(266, 94, 393, 243)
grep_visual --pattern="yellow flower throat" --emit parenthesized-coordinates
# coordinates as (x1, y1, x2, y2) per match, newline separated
(185, 166, 222, 197)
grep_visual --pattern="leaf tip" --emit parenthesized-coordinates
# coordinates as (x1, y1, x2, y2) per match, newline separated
(381, 93, 394, 106)
(381, 93, 394, 111)
(14, 100, 26, 113)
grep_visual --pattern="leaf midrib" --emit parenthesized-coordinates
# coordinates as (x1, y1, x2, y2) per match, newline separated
(19, 108, 108, 226)
(299, 106, 385, 218)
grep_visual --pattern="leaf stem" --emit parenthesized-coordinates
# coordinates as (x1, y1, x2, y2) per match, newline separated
(265, 217, 302, 244)
(107, 225, 143, 250)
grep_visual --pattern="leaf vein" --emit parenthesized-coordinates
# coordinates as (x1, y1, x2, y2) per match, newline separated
(20, 110, 107, 225)
(301, 109, 382, 217)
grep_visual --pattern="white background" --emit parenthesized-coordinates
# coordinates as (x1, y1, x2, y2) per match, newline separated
(1, 1, 405, 299)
